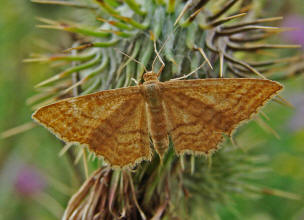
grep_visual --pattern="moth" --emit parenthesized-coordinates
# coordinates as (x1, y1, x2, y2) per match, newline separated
(32, 70, 283, 168)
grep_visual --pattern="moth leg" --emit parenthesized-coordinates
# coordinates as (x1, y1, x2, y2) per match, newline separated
(170, 61, 206, 81)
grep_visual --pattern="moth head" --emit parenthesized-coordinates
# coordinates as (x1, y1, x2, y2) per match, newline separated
(143, 72, 159, 82)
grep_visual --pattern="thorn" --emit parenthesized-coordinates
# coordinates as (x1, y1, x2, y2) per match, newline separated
(219, 52, 224, 77)
(63, 43, 93, 52)
(23, 57, 49, 63)
(74, 147, 84, 165)
(31, 97, 58, 111)
(218, 26, 281, 36)
(209, 13, 247, 27)
(261, 187, 301, 200)
(31, 0, 97, 9)
(61, 78, 87, 95)
(36, 24, 62, 30)
(82, 148, 89, 179)
(0, 122, 36, 139)
(260, 110, 270, 121)
(188, 6, 204, 23)
(223, 53, 267, 79)
(207, 154, 213, 171)
(196, 47, 213, 70)
(230, 136, 246, 152)
(59, 143, 73, 157)
(180, 155, 185, 171)
(36, 16, 58, 25)
(35, 74, 62, 88)
(190, 155, 195, 175)
(174, 1, 192, 26)
(26, 91, 53, 105)
(207, 0, 240, 21)
(274, 95, 295, 109)
(255, 116, 280, 139)
(222, 16, 284, 30)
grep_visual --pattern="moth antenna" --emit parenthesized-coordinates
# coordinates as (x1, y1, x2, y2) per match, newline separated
(170, 61, 206, 81)
(151, 26, 180, 75)
(114, 48, 148, 73)
(153, 40, 165, 77)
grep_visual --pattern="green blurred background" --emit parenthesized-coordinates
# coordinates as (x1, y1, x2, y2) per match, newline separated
(0, 0, 303, 219)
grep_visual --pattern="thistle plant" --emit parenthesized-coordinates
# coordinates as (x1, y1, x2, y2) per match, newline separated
(9, 0, 304, 219)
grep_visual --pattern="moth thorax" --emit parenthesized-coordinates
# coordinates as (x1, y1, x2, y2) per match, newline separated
(143, 72, 158, 82)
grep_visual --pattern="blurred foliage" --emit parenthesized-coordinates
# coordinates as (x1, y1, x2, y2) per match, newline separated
(0, 0, 303, 219)
(0, 1, 81, 220)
